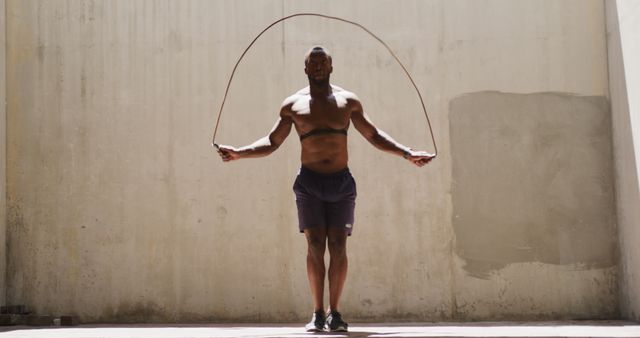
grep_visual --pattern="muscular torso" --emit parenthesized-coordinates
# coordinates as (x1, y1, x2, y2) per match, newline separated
(283, 85, 356, 174)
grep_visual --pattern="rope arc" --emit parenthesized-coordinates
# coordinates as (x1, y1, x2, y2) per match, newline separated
(212, 12, 438, 157)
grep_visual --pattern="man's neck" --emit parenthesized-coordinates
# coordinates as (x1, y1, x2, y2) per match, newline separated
(309, 81, 332, 99)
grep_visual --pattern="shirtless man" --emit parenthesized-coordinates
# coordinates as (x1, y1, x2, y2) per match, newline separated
(216, 46, 434, 332)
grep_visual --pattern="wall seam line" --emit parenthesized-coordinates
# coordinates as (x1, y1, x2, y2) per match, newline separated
(2, 0, 8, 307)
(602, 0, 623, 320)
(603, 0, 639, 321)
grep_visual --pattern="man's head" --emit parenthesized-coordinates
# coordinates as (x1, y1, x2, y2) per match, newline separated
(304, 46, 333, 84)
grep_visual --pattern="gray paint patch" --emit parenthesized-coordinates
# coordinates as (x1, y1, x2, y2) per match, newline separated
(450, 92, 616, 278)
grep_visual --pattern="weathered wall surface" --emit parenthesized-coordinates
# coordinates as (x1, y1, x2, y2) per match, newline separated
(5, 0, 616, 322)
(606, 0, 640, 321)
(0, 0, 7, 307)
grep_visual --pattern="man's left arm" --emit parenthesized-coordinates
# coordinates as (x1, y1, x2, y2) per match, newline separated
(350, 99, 434, 167)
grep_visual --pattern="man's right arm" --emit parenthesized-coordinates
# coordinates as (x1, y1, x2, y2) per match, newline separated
(350, 98, 434, 167)
(216, 106, 293, 162)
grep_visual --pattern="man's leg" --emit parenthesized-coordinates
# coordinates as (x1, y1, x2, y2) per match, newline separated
(327, 226, 348, 312)
(304, 226, 328, 312)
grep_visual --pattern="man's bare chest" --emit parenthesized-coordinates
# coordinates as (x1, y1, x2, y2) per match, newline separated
(291, 97, 351, 131)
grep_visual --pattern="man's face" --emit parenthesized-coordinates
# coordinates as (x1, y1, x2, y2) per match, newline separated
(305, 51, 333, 83)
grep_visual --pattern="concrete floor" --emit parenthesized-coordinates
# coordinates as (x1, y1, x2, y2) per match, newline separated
(1, 321, 639, 338)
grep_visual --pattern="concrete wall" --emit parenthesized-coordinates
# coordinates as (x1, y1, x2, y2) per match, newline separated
(0, 0, 6, 307)
(607, 0, 640, 321)
(5, 0, 617, 322)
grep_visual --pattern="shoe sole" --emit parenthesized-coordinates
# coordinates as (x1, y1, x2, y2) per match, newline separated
(325, 326, 348, 332)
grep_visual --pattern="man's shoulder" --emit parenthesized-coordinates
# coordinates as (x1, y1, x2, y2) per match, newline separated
(331, 86, 361, 112)
(281, 87, 310, 107)
(280, 88, 311, 116)
(332, 85, 360, 102)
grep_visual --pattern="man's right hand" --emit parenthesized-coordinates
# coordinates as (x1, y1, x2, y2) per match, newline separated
(216, 144, 241, 162)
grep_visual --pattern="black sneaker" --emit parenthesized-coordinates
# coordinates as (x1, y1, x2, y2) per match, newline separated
(305, 310, 326, 332)
(325, 311, 348, 332)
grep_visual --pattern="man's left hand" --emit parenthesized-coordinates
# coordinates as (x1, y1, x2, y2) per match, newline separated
(405, 150, 435, 167)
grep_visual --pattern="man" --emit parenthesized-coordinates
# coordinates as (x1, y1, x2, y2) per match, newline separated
(216, 46, 434, 332)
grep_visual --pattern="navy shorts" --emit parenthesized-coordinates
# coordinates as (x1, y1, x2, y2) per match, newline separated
(293, 166, 357, 235)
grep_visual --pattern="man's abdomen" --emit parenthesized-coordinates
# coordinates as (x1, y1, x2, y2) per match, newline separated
(300, 135, 349, 174)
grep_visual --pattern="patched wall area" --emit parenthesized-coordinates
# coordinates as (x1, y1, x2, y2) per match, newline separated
(450, 92, 616, 277)
(449, 92, 618, 318)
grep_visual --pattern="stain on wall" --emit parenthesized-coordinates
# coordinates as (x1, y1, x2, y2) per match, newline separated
(450, 92, 617, 279)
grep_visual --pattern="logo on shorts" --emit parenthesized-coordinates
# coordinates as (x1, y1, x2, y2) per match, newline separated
(345, 224, 352, 228)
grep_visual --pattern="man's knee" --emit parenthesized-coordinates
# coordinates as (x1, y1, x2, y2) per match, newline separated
(306, 230, 327, 257)
(327, 236, 347, 258)
(308, 238, 326, 254)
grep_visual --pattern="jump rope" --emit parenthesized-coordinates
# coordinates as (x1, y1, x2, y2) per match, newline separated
(211, 13, 438, 158)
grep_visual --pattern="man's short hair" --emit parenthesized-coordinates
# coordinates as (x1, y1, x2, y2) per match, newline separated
(304, 46, 332, 66)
